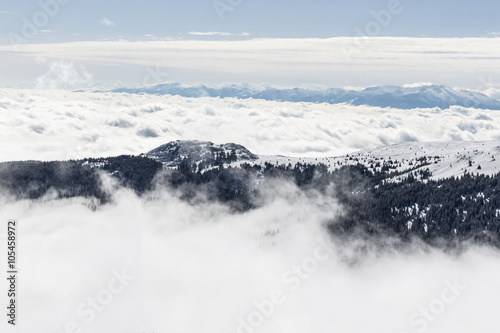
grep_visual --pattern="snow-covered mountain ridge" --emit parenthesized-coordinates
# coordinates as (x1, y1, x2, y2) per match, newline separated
(146, 140, 500, 181)
(112, 83, 500, 110)
(256, 141, 500, 181)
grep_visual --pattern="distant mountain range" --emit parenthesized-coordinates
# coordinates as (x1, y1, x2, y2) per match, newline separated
(111, 83, 500, 110)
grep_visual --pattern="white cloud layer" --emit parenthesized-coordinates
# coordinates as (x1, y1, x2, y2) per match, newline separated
(0, 178, 499, 333)
(1, 89, 500, 162)
(1, 37, 499, 88)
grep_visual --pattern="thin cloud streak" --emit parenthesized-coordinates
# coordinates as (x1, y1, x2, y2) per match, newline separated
(188, 31, 251, 37)
(1, 37, 499, 88)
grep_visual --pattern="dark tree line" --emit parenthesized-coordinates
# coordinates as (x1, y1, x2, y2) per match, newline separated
(3, 153, 500, 248)
(167, 160, 500, 247)
(0, 156, 162, 203)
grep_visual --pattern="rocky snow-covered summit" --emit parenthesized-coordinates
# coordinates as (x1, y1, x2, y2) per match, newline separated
(145, 140, 258, 167)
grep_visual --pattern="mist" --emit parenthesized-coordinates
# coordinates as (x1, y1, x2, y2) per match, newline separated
(1, 176, 499, 333)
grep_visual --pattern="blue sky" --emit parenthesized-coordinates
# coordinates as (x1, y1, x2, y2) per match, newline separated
(1, 0, 499, 44)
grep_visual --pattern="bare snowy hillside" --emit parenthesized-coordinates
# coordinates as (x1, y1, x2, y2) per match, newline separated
(146, 140, 500, 181)
(255, 141, 500, 181)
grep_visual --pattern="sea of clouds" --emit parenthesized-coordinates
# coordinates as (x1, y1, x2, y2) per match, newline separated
(1, 88, 500, 332)
(1, 88, 500, 162)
